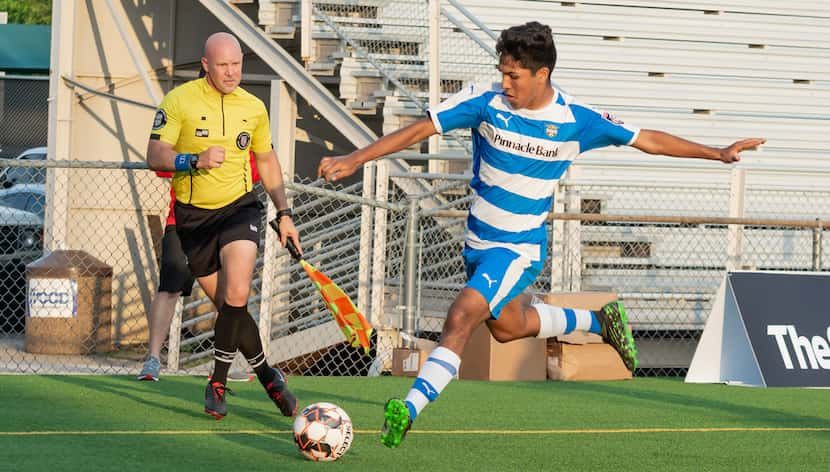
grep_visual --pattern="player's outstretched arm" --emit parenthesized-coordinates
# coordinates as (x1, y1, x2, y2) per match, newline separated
(632, 129, 766, 164)
(318, 118, 438, 182)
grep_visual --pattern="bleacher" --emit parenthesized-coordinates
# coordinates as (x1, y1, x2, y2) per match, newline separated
(254, 0, 828, 160)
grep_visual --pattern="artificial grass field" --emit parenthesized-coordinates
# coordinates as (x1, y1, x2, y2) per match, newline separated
(1, 375, 828, 471)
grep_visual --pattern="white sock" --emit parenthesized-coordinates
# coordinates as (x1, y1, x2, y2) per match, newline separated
(534, 304, 599, 338)
(574, 308, 599, 332)
(534, 303, 567, 338)
(404, 346, 460, 421)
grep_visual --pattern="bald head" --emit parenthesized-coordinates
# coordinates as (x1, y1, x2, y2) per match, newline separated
(203, 32, 242, 59)
(201, 32, 243, 94)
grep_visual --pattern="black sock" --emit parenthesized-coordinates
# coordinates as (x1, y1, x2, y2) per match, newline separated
(211, 304, 246, 385)
(236, 310, 276, 387)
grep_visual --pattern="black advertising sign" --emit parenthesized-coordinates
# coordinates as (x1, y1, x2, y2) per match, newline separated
(687, 271, 830, 387)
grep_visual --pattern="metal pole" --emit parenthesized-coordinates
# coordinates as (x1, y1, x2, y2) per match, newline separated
(813, 219, 822, 271)
(726, 168, 746, 271)
(358, 161, 376, 320)
(262, 80, 297, 354)
(167, 298, 183, 371)
(45, 0, 75, 252)
(428, 0, 442, 159)
(371, 160, 390, 324)
(301, 0, 312, 66)
(403, 199, 420, 345)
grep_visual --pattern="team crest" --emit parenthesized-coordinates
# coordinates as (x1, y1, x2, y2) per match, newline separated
(152, 109, 167, 130)
(546, 124, 558, 138)
(236, 131, 251, 150)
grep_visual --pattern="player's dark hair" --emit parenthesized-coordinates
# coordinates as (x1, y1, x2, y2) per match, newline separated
(495, 22, 556, 78)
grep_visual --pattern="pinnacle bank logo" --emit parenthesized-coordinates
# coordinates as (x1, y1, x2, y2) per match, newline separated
(491, 133, 559, 159)
(479, 122, 560, 160)
(767, 324, 830, 370)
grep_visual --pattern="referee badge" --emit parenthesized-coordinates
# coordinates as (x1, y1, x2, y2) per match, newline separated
(236, 131, 251, 150)
(546, 124, 558, 138)
(152, 109, 167, 130)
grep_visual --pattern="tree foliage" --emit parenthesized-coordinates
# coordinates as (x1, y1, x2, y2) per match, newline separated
(1, 0, 52, 25)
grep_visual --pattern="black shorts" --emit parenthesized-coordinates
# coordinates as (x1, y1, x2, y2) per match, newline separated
(158, 225, 195, 296)
(173, 192, 263, 278)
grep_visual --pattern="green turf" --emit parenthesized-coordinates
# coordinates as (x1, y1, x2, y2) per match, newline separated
(1, 376, 828, 471)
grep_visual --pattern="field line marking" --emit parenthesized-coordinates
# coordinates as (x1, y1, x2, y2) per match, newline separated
(2, 427, 829, 436)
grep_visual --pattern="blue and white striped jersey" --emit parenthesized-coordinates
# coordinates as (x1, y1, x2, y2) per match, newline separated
(428, 82, 639, 261)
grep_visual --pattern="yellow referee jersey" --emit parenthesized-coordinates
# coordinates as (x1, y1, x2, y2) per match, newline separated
(150, 78, 273, 209)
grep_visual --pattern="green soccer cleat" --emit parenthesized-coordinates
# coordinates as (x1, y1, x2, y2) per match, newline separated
(380, 398, 412, 449)
(597, 301, 639, 372)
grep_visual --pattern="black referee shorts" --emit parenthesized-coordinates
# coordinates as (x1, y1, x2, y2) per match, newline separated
(173, 192, 263, 278)
(158, 225, 195, 297)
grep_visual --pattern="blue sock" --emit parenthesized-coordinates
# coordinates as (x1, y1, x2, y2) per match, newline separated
(588, 311, 601, 334)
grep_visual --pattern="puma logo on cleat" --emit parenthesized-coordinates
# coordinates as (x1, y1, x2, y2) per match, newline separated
(482, 273, 498, 288)
(496, 113, 513, 128)
(249, 224, 258, 232)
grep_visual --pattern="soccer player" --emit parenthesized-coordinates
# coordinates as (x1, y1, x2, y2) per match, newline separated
(147, 32, 300, 419)
(317, 22, 765, 448)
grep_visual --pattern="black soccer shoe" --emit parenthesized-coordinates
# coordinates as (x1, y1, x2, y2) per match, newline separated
(204, 381, 230, 420)
(265, 367, 298, 417)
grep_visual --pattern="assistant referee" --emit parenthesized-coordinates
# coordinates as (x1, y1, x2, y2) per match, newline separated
(147, 32, 300, 420)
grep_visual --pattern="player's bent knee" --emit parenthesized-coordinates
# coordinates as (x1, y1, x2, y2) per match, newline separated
(444, 308, 480, 338)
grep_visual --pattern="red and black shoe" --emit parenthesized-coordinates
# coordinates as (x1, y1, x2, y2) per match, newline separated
(264, 368, 297, 417)
(204, 381, 231, 420)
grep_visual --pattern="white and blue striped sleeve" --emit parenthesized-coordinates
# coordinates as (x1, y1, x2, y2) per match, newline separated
(428, 82, 493, 134)
(571, 103, 640, 153)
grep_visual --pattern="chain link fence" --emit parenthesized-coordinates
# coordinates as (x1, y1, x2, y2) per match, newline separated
(387, 165, 830, 376)
(0, 160, 409, 377)
(1, 158, 830, 377)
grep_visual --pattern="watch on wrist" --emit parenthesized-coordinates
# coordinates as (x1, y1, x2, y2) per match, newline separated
(276, 208, 292, 223)
(189, 154, 199, 170)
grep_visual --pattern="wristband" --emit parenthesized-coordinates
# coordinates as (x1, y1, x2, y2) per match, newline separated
(276, 208, 293, 223)
(174, 153, 196, 171)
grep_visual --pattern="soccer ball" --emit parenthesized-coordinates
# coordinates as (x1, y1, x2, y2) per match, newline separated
(292, 402, 353, 461)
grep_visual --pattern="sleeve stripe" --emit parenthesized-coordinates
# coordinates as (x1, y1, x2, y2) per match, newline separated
(427, 110, 443, 134)
(626, 128, 641, 146)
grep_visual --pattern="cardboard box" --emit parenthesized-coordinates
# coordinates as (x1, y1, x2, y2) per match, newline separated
(392, 348, 430, 377)
(547, 342, 632, 381)
(542, 292, 632, 381)
(459, 323, 547, 381)
(391, 337, 437, 377)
